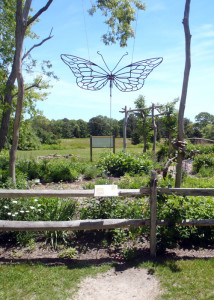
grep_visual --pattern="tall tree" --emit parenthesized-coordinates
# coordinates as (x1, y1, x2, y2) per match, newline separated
(0, 0, 145, 184)
(175, 0, 191, 188)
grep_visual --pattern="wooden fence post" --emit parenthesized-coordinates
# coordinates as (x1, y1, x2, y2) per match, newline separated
(150, 170, 157, 258)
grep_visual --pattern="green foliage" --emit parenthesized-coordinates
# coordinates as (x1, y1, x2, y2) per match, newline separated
(79, 197, 148, 220)
(0, 195, 77, 248)
(193, 153, 214, 173)
(84, 165, 101, 180)
(156, 142, 169, 162)
(156, 195, 214, 251)
(89, 0, 145, 47)
(59, 247, 78, 259)
(97, 151, 153, 177)
(15, 158, 83, 183)
(118, 174, 149, 189)
(42, 162, 79, 183)
(131, 130, 141, 145)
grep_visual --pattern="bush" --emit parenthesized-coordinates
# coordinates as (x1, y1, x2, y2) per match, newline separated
(155, 195, 214, 251)
(193, 153, 214, 173)
(97, 152, 154, 177)
(83, 165, 101, 180)
(0, 196, 77, 248)
(16, 158, 83, 183)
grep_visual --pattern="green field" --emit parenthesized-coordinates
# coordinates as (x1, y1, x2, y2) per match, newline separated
(17, 138, 146, 161)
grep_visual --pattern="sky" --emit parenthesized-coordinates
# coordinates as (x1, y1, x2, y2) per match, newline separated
(24, 0, 214, 122)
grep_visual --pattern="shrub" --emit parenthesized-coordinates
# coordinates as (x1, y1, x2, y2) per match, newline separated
(43, 163, 79, 183)
(83, 165, 101, 180)
(155, 195, 214, 251)
(193, 153, 214, 173)
(0, 196, 77, 248)
(118, 174, 149, 189)
(97, 152, 154, 177)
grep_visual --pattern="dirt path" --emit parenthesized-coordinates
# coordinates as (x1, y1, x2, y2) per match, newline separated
(73, 267, 161, 300)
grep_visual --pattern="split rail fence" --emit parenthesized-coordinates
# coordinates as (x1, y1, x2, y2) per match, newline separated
(0, 171, 214, 258)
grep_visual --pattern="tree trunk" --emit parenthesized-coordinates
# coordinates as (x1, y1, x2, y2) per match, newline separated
(142, 119, 147, 153)
(152, 104, 157, 152)
(9, 73, 24, 183)
(123, 106, 128, 151)
(168, 130, 172, 158)
(0, 73, 17, 152)
(175, 0, 191, 187)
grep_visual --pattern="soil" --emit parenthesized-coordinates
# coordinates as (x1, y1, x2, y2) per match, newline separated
(1, 164, 213, 299)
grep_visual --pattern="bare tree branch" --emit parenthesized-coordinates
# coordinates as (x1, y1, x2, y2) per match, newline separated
(22, 28, 53, 61)
(27, 0, 53, 27)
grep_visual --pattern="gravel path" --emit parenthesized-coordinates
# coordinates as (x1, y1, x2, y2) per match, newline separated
(73, 267, 161, 300)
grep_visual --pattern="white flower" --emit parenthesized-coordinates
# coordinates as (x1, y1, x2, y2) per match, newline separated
(26, 210, 29, 213)
(20, 210, 24, 213)
(30, 206, 35, 210)
(34, 199, 38, 202)
(15, 212, 18, 215)
(4, 206, 8, 209)
(38, 209, 41, 212)
(37, 204, 41, 207)
(7, 212, 12, 215)
(12, 214, 15, 217)
(12, 200, 18, 204)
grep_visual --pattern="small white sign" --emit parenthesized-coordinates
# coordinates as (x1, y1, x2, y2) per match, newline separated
(94, 185, 119, 197)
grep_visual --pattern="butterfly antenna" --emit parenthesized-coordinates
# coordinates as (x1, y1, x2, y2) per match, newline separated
(97, 51, 111, 72)
(112, 52, 128, 73)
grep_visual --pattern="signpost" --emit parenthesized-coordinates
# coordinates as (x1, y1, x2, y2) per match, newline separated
(90, 136, 115, 161)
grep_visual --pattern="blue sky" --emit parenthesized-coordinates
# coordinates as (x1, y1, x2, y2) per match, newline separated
(25, 0, 214, 122)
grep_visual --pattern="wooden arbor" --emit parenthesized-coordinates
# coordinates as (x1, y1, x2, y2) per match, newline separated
(120, 104, 170, 152)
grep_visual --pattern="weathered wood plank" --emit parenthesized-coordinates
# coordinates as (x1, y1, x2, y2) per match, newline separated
(0, 219, 149, 231)
(0, 188, 213, 199)
(156, 219, 214, 226)
(150, 171, 157, 258)
(0, 219, 212, 232)
(158, 188, 214, 196)
(0, 189, 146, 198)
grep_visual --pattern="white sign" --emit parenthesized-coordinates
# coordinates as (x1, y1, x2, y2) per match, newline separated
(94, 185, 119, 197)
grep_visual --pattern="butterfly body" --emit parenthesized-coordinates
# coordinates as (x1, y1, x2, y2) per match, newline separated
(61, 54, 163, 94)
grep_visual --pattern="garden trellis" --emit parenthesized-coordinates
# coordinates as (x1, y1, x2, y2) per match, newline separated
(120, 104, 171, 152)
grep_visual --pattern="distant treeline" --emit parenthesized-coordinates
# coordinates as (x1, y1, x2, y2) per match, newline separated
(10, 112, 214, 150)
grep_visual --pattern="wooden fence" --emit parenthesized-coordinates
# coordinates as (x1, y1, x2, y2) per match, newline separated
(0, 170, 214, 258)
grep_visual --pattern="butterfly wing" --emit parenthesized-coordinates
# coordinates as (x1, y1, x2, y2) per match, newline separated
(113, 57, 163, 92)
(61, 54, 109, 91)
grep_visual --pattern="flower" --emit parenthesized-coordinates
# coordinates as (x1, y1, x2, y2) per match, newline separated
(30, 206, 35, 210)
(20, 210, 24, 213)
(34, 199, 38, 202)
(7, 212, 12, 215)
(26, 210, 29, 213)
(4, 206, 8, 209)
(12, 200, 18, 204)
(37, 204, 41, 207)
(38, 209, 41, 212)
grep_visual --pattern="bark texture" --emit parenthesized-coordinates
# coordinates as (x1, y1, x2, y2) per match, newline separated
(175, 0, 191, 187)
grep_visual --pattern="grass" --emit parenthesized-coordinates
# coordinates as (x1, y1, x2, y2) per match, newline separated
(0, 259, 213, 299)
(141, 258, 214, 300)
(16, 138, 148, 161)
(0, 262, 111, 300)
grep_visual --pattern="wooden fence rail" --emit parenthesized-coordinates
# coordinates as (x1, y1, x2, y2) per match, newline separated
(0, 171, 214, 258)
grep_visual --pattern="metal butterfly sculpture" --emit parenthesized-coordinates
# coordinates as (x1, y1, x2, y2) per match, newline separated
(60, 52, 163, 98)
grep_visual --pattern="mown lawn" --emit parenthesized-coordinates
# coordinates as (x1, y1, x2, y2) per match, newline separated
(0, 259, 213, 299)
